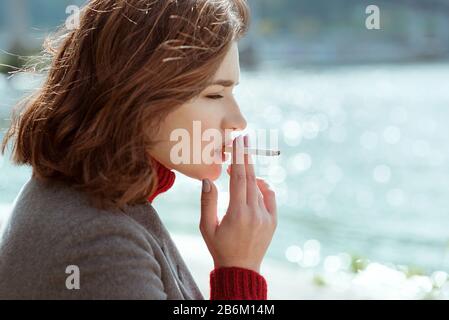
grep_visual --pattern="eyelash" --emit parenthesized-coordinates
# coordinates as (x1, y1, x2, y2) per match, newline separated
(207, 94, 224, 100)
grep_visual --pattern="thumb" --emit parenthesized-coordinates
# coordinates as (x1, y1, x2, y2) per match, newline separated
(200, 179, 218, 237)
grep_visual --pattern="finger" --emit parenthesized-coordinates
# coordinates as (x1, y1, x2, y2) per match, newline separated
(255, 178, 266, 207)
(229, 135, 246, 206)
(227, 166, 264, 206)
(256, 179, 277, 217)
(228, 167, 263, 203)
(200, 179, 218, 237)
(244, 135, 258, 206)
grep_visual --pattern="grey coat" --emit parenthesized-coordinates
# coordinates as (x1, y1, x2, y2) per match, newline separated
(0, 176, 205, 300)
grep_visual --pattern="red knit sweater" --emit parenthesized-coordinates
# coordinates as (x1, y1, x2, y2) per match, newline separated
(148, 160, 268, 300)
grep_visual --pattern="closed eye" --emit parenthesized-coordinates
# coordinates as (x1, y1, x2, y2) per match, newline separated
(207, 94, 224, 100)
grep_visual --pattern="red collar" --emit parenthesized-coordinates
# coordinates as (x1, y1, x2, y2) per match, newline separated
(148, 159, 176, 203)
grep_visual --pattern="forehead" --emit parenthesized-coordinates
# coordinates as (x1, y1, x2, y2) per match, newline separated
(212, 42, 240, 82)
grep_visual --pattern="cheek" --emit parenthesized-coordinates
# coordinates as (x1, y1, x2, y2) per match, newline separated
(152, 101, 226, 180)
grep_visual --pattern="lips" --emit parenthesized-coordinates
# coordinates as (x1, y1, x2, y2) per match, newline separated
(221, 145, 230, 154)
(222, 139, 234, 153)
(214, 140, 232, 153)
(210, 138, 234, 163)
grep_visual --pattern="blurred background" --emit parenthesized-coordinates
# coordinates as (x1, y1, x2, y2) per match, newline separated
(1, 0, 449, 299)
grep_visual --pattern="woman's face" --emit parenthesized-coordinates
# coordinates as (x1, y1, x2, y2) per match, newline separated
(149, 42, 247, 181)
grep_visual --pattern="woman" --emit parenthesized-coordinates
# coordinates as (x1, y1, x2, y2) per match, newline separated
(0, 0, 277, 299)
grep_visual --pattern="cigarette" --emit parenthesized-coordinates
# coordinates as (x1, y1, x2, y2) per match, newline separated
(223, 146, 281, 156)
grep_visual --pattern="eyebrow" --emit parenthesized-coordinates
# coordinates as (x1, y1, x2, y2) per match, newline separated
(208, 80, 239, 87)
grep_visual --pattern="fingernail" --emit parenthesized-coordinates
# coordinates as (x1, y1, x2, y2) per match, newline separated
(202, 179, 211, 193)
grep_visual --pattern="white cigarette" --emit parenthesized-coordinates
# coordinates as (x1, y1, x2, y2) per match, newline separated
(223, 146, 281, 156)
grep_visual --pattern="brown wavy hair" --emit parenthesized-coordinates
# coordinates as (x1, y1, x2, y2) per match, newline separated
(1, 0, 250, 210)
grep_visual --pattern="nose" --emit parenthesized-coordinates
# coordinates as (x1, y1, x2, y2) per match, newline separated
(222, 99, 247, 133)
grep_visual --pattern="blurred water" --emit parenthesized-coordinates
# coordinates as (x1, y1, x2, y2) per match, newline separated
(1, 64, 449, 274)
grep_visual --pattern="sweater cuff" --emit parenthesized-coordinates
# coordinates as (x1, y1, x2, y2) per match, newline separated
(209, 266, 268, 300)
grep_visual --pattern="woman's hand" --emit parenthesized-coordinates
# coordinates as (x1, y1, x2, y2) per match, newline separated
(199, 135, 277, 273)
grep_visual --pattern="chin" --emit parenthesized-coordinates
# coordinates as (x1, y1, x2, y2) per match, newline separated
(194, 163, 222, 181)
(176, 163, 223, 181)
(204, 163, 223, 181)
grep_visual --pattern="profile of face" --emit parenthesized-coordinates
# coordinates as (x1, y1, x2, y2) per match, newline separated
(149, 42, 247, 181)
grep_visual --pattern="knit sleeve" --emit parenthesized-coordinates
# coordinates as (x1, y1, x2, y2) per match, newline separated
(209, 267, 268, 300)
